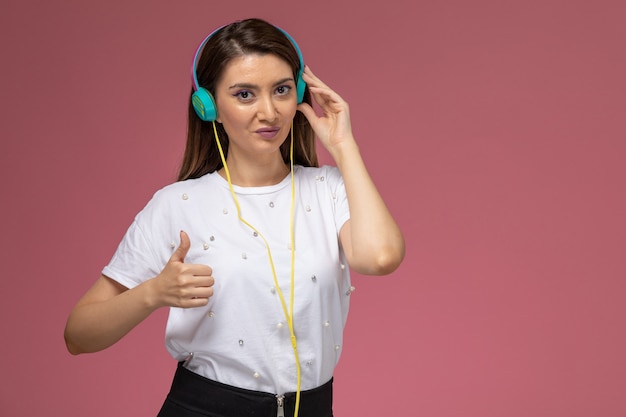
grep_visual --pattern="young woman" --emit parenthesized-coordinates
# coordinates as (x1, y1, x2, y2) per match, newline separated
(65, 18, 405, 417)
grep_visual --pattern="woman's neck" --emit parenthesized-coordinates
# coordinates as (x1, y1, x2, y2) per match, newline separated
(218, 154, 290, 187)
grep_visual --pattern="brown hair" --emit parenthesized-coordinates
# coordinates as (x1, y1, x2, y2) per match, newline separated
(178, 18, 318, 181)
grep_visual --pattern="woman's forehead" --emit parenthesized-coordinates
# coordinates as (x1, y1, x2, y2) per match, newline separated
(219, 53, 293, 86)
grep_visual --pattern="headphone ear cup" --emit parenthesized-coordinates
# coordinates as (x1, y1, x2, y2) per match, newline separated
(296, 75, 306, 104)
(192, 87, 217, 121)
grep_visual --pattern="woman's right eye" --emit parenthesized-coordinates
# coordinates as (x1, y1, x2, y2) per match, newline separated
(234, 90, 253, 101)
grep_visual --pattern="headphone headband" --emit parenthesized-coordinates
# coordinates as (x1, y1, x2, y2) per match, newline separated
(190, 23, 306, 122)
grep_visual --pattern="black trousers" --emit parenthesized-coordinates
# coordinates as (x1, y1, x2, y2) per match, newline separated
(157, 362, 333, 417)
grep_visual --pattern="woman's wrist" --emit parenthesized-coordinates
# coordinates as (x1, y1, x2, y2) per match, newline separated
(328, 138, 360, 168)
(138, 277, 165, 312)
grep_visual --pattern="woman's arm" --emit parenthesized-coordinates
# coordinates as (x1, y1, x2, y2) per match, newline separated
(335, 142, 405, 275)
(64, 274, 155, 354)
(64, 231, 214, 354)
(297, 67, 405, 275)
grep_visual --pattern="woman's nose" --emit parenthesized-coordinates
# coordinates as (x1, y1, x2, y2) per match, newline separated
(257, 95, 277, 122)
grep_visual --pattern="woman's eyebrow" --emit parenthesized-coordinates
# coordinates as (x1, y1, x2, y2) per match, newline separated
(228, 82, 257, 90)
(228, 77, 294, 90)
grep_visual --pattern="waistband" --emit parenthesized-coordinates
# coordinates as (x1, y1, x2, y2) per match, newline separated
(161, 362, 333, 417)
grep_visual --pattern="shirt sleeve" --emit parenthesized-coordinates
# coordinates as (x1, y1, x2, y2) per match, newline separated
(325, 166, 351, 233)
(102, 217, 162, 290)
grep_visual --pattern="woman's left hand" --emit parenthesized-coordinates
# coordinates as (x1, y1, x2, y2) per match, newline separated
(298, 67, 405, 276)
(297, 66, 355, 155)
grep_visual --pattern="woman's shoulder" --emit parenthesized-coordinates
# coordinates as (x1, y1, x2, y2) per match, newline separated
(296, 165, 341, 178)
(296, 165, 343, 185)
(140, 172, 217, 213)
(153, 172, 215, 197)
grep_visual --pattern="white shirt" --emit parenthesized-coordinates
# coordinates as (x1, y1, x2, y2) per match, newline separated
(103, 165, 352, 394)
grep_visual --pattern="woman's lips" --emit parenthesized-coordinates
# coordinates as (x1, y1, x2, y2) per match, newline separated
(255, 127, 280, 139)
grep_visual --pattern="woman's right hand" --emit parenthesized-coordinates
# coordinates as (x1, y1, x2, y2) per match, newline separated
(149, 230, 215, 309)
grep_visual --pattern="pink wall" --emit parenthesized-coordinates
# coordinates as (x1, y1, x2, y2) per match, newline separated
(1, 1, 625, 416)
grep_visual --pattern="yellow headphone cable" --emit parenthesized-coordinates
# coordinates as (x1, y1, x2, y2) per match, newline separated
(212, 121, 302, 417)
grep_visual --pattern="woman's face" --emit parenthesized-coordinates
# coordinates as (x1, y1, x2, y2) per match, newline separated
(214, 53, 298, 160)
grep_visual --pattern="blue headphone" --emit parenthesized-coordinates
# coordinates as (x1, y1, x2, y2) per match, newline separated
(191, 24, 306, 122)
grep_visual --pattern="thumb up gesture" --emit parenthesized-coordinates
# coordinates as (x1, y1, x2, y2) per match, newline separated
(150, 230, 214, 308)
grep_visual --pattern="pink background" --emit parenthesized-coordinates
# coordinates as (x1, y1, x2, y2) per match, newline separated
(1, 0, 625, 415)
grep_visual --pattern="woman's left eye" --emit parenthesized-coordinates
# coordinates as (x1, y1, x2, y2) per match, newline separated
(276, 85, 291, 95)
